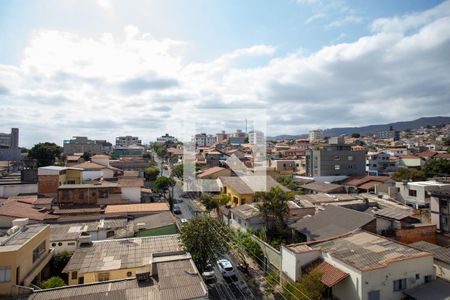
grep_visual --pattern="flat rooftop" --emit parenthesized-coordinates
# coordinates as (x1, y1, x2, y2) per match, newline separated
(311, 231, 431, 271)
(0, 224, 48, 252)
(58, 181, 119, 189)
(50, 219, 127, 242)
(63, 234, 181, 274)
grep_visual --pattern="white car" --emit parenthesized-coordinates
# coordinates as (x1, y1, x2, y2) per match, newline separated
(217, 259, 235, 278)
(201, 264, 216, 281)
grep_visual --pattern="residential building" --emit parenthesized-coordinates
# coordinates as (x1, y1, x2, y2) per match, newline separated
(28, 256, 208, 300)
(396, 180, 450, 208)
(50, 219, 128, 253)
(62, 234, 182, 285)
(375, 127, 400, 140)
(112, 145, 145, 158)
(130, 212, 177, 237)
(282, 231, 434, 300)
(398, 155, 425, 169)
(288, 205, 375, 242)
(0, 197, 57, 228)
(219, 176, 289, 206)
(300, 181, 345, 194)
(309, 129, 324, 143)
(38, 166, 82, 196)
(270, 159, 301, 173)
(366, 152, 395, 175)
(197, 166, 231, 179)
(104, 203, 170, 217)
(229, 204, 263, 232)
(430, 187, 450, 234)
(63, 137, 112, 155)
(115, 136, 142, 147)
(57, 181, 122, 207)
(384, 147, 410, 156)
(373, 207, 421, 235)
(70, 161, 120, 180)
(194, 133, 216, 147)
(409, 241, 450, 281)
(0, 128, 19, 149)
(343, 175, 394, 193)
(118, 177, 144, 202)
(402, 278, 450, 300)
(155, 133, 178, 144)
(0, 221, 53, 296)
(215, 130, 229, 144)
(305, 136, 366, 177)
(0, 128, 21, 161)
(249, 130, 265, 144)
(0, 171, 38, 198)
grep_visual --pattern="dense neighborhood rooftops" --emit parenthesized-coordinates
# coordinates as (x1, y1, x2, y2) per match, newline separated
(220, 175, 289, 194)
(374, 207, 415, 221)
(63, 234, 181, 273)
(289, 205, 374, 241)
(58, 181, 119, 189)
(0, 200, 58, 222)
(311, 231, 431, 271)
(50, 219, 127, 242)
(118, 177, 144, 187)
(105, 203, 170, 215)
(301, 182, 343, 193)
(132, 211, 176, 230)
(230, 204, 260, 220)
(295, 193, 359, 205)
(409, 241, 450, 264)
(198, 166, 227, 178)
(0, 224, 48, 251)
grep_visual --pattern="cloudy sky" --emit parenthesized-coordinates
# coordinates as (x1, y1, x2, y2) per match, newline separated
(1, 0, 449, 147)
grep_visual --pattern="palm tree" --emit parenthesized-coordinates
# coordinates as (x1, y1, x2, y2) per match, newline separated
(255, 186, 292, 242)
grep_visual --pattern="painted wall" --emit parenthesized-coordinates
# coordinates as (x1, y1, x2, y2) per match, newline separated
(121, 187, 141, 202)
(0, 184, 37, 198)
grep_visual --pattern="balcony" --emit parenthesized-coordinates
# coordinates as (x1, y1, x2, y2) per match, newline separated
(23, 248, 54, 286)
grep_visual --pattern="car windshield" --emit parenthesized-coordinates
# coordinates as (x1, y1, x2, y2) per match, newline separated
(225, 267, 233, 271)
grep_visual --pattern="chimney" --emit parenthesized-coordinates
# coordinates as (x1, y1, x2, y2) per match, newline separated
(12, 218, 29, 229)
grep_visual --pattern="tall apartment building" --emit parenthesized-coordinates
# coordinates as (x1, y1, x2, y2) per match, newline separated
(375, 126, 400, 141)
(155, 133, 178, 144)
(63, 137, 112, 155)
(305, 136, 366, 177)
(115, 136, 142, 147)
(0, 128, 21, 161)
(195, 133, 216, 147)
(309, 129, 324, 143)
(249, 130, 265, 144)
(216, 131, 229, 144)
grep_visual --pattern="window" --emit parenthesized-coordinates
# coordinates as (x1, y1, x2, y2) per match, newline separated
(393, 278, 407, 291)
(416, 274, 420, 279)
(71, 271, 78, 280)
(99, 190, 109, 199)
(368, 290, 380, 300)
(98, 272, 109, 282)
(68, 242, 75, 246)
(127, 271, 132, 277)
(425, 275, 433, 283)
(78, 191, 85, 200)
(334, 165, 341, 170)
(52, 243, 56, 247)
(33, 241, 46, 263)
(58, 242, 62, 246)
(0, 267, 11, 283)
(409, 190, 417, 197)
(348, 156, 353, 161)
(78, 277, 84, 284)
(334, 156, 340, 160)
(67, 180, 75, 184)
(61, 190, 69, 200)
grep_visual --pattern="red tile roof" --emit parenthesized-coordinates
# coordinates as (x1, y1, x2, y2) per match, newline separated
(118, 177, 144, 187)
(436, 153, 450, 159)
(314, 261, 349, 287)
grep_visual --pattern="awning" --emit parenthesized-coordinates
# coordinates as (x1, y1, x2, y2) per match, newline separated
(314, 261, 349, 287)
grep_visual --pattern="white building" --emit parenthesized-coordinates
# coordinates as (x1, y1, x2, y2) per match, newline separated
(195, 133, 216, 147)
(309, 129, 324, 143)
(366, 152, 393, 175)
(395, 180, 450, 208)
(115, 136, 142, 147)
(282, 231, 434, 300)
(249, 130, 265, 144)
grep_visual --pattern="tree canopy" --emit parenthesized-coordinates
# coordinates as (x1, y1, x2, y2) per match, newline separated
(423, 159, 450, 178)
(284, 269, 325, 300)
(144, 166, 160, 181)
(392, 168, 426, 181)
(41, 276, 65, 289)
(28, 142, 62, 167)
(154, 176, 176, 210)
(180, 216, 230, 272)
(351, 133, 361, 138)
(171, 164, 184, 179)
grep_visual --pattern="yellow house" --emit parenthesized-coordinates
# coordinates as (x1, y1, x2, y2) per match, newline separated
(0, 220, 52, 297)
(219, 176, 290, 206)
(63, 234, 181, 285)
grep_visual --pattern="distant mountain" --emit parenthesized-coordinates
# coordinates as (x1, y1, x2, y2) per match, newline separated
(323, 116, 450, 137)
(269, 116, 450, 140)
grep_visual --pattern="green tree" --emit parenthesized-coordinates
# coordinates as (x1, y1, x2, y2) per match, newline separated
(41, 276, 65, 289)
(51, 251, 71, 276)
(152, 143, 167, 159)
(255, 187, 292, 242)
(154, 176, 176, 210)
(144, 166, 160, 182)
(180, 216, 230, 272)
(275, 175, 297, 190)
(392, 168, 426, 181)
(28, 142, 62, 167)
(199, 194, 217, 211)
(351, 133, 361, 138)
(423, 159, 450, 178)
(171, 164, 184, 179)
(284, 269, 325, 300)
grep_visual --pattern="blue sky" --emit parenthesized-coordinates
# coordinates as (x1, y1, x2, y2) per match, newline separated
(0, 0, 449, 146)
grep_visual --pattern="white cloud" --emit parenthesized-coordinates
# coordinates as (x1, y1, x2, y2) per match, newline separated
(1, 1, 450, 146)
(97, 0, 113, 11)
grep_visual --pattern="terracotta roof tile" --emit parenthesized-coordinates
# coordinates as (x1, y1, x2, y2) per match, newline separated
(314, 261, 349, 287)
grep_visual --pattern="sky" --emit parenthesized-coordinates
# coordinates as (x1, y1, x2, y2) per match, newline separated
(0, 0, 449, 147)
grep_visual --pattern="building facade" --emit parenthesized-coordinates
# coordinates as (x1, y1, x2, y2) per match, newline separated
(63, 137, 112, 155)
(195, 133, 216, 147)
(309, 129, 324, 143)
(115, 136, 142, 147)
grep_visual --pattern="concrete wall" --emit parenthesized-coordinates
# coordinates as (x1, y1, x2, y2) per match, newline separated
(395, 225, 436, 244)
(281, 246, 320, 282)
(82, 170, 103, 181)
(0, 184, 37, 198)
(50, 240, 77, 254)
(435, 260, 450, 281)
(121, 187, 141, 202)
(251, 235, 282, 271)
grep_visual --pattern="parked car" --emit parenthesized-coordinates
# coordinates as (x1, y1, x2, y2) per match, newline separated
(173, 205, 182, 214)
(217, 259, 235, 278)
(202, 264, 216, 282)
